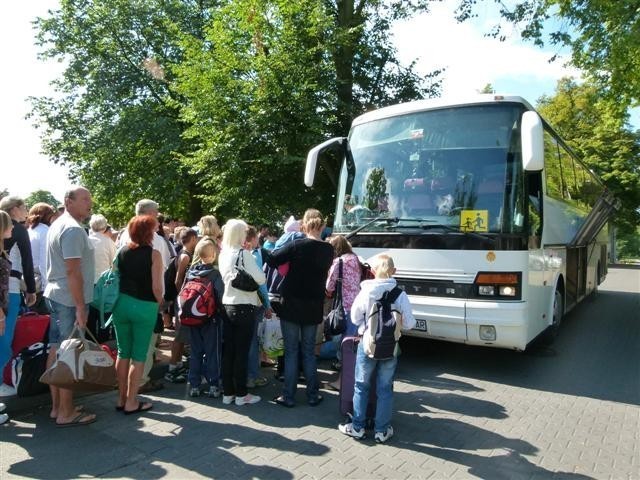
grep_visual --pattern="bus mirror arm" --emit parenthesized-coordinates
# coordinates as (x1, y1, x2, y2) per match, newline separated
(305, 137, 349, 187)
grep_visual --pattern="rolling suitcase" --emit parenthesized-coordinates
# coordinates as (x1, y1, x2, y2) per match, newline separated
(339, 336, 377, 421)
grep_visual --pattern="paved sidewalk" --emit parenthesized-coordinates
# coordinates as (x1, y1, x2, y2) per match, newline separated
(1, 269, 639, 479)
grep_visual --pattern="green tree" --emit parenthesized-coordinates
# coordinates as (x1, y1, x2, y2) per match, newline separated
(537, 78, 640, 233)
(30, 0, 213, 225)
(364, 168, 388, 211)
(458, 0, 640, 108)
(172, 0, 443, 221)
(25, 190, 60, 209)
(32, 0, 442, 224)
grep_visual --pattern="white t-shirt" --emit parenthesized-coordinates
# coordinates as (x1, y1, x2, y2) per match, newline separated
(89, 231, 117, 283)
(117, 230, 171, 269)
(28, 223, 49, 291)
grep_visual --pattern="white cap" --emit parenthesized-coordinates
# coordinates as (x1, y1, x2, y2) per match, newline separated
(284, 216, 301, 232)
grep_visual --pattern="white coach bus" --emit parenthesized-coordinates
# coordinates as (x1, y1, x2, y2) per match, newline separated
(305, 95, 618, 351)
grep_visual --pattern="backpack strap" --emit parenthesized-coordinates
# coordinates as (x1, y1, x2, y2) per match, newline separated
(386, 286, 403, 304)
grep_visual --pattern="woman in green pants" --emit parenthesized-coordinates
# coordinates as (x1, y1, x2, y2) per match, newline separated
(111, 215, 163, 415)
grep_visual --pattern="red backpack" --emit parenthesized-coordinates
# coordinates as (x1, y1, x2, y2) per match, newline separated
(178, 276, 216, 327)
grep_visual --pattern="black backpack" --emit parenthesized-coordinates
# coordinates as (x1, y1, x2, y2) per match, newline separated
(363, 287, 404, 360)
(164, 251, 193, 301)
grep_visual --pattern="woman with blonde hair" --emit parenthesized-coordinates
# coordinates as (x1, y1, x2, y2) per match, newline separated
(218, 219, 266, 406)
(266, 209, 334, 407)
(193, 215, 222, 264)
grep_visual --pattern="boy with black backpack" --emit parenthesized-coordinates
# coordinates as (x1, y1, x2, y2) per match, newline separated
(338, 254, 415, 444)
(178, 239, 224, 398)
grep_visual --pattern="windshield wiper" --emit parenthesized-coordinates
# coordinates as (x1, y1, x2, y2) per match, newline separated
(344, 217, 437, 239)
(344, 217, 400, 239)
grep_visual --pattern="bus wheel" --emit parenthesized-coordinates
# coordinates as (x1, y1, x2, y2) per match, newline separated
(550, 288, 564, 336)
(540, 287, 564, 345)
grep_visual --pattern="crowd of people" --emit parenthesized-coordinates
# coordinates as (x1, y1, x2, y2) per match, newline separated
(0, 186, 415, 444)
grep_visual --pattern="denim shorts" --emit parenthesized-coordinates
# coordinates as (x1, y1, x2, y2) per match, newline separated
(46, 299, 89, 346)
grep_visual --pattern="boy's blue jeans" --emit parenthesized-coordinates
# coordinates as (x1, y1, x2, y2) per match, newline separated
(187, 320, 222, 388)
(352, 341, 397, 434)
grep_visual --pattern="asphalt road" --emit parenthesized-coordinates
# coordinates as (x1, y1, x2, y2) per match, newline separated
(1, 267, 638, 479)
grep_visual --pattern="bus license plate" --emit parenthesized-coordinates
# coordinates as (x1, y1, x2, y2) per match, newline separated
(413, 319, 427, 332)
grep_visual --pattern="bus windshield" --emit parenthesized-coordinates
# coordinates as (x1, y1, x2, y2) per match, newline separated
(334, 104, 526, 235)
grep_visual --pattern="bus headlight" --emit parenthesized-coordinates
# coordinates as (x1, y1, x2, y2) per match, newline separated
(478, 286, 495, 296)
(474, 272, 521, 300)
(499, 285, 517, 296)
(479, 325, 496, 341)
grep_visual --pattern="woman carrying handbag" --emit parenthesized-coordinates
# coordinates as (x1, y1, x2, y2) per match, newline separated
(218, 219, 266, 406)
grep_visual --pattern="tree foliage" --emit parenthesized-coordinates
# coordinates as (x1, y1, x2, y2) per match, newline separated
(25, 190, 60, 209)
(30, 0, 215, 225)
(31, 0, 442, 225)
(457, 0, 640, 108)
(537, 78, 640, 233)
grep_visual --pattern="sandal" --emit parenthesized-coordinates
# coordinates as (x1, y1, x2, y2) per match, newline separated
(123, 402, 153, 415)
(56, 412, 96, 428)
(272, 396, 295, 408)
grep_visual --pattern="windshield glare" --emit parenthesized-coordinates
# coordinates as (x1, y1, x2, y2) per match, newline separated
(335, 104, 525, 234)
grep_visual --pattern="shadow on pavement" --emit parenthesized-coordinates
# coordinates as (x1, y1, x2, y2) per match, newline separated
(403, 444, 594, 480)
(397, 288, 640, 406)
(4, 397, 329, 479)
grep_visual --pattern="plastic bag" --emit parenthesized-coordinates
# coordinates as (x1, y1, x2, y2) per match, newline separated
(260, 315, 284, 358)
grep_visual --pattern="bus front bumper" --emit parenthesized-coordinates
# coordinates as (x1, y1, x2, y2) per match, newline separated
(404, 296, 528, 351)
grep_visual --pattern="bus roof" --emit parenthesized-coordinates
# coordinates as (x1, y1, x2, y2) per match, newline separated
(351, 95, 536, 127)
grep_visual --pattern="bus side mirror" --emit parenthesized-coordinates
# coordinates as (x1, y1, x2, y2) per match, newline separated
(305, 137, 346, 187)
(521, 111, 544, 171)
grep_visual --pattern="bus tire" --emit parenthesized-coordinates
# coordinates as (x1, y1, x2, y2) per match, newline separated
(542, 285, 564, 344)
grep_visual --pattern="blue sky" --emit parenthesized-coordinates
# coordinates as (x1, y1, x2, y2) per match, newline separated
(1, 1, 637, 203)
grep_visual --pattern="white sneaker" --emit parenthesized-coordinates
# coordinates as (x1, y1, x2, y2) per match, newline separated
(375, 426, 394, 444)
(235, 394, 261, 405)
(0, 384, 16, 397)
(222, 395, 235, 405)
(0, 413, 8, 425)
(338, 422, 365, 440)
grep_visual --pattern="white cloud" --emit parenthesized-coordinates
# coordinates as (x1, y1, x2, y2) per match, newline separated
(392, 1, 581, 102)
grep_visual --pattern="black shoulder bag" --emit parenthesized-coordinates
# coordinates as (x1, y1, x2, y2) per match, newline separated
(230, 250, 260, 292)
(325, 259, 346, 336)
